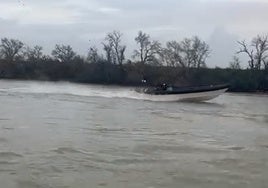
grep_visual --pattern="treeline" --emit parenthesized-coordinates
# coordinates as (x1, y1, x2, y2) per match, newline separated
(0, 31, 267, 92)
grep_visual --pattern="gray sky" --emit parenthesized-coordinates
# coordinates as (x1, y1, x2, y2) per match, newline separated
(0, 0, 268, 67)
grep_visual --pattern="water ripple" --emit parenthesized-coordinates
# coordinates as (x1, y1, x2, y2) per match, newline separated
(0, 152, 23, 158)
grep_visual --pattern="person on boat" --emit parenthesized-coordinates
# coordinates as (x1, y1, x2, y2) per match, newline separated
(161, 83, 167, 90)
(155, 83, 168, 91)
(160, 84, 174, 92)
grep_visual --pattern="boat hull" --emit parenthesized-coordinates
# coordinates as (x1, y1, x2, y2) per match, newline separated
(138, 88, 228, 102)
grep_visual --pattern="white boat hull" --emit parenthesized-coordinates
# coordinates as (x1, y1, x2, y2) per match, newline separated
(139, 88, 228, 102)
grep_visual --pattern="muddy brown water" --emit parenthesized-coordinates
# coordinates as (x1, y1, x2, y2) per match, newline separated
(0, 80, 267, 188)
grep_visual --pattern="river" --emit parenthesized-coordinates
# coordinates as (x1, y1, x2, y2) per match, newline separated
(0, 80, 267, 188)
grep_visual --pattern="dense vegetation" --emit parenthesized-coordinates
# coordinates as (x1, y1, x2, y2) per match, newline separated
(0, 31, 267, 92)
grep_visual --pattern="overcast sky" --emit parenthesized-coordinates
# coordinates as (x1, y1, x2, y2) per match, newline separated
(0, 0, 268, 67)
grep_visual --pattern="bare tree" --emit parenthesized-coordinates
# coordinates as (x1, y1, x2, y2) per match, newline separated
(181, 36, 210, 68)
(87, 46, 101, 63)
(162, 36, 210, 68)
(0, 38, 24, 62)
(102, 42, 115, 64)
(161, 41, 185, 67)
(133, 31, 161, 64)
(237, 35, 268, 70)
(237, 40, 254, 69)
(193, 37, 210, 68)
(51, 44, 76, 62)
(229, 56, 241, 70)
(264, 60, 268, 70)
(252, 36, 268, 70)
(105, 31, 126, 65)
(24, 45, 43, 62)
(41, 55, 53, 61)
(181, 38, 193, 67)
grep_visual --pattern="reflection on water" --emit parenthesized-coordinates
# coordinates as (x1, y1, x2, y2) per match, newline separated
(0, 80, 267, 188)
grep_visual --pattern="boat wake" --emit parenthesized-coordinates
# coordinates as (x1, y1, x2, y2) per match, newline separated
(0, 81, 150, 101)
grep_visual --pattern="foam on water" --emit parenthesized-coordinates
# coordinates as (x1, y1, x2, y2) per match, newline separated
(0, 80, 147, 101)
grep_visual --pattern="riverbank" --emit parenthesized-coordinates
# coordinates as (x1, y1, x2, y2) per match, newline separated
(0, 60, 267, 92)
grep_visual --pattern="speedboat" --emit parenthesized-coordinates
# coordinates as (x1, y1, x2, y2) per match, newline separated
(136, 84, 229, 102)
